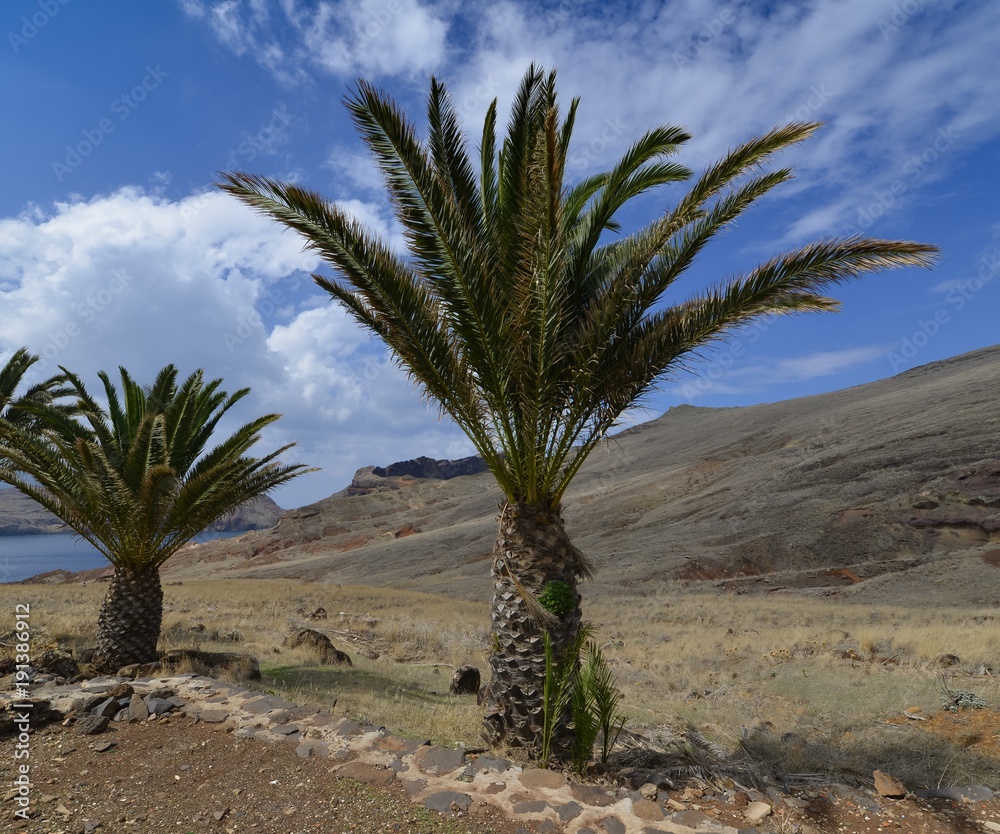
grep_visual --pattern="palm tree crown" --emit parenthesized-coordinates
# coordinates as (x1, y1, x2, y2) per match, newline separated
(0, 363, 311, 571)
(221, 67, 937, 512)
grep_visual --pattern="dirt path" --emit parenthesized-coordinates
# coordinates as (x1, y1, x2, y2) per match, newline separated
(11, 718, 535, 834)
(8, 713, 1000, 834)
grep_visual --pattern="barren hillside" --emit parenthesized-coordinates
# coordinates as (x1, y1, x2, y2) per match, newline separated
(157, 345, 1000, 607)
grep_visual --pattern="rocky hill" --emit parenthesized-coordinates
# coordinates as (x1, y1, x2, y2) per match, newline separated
(161, 345, 1000, 607)
(0, 489, 283, 535)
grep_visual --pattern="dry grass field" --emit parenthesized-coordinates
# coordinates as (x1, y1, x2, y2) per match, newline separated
(3, 577, 998, 792)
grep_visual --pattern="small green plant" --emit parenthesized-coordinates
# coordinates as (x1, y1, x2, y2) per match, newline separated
(540, 624, 627, 772)
(939, 675, 987, 713)
(540, 625, 590, 767)
(583, 640, 627, 765)
(538, 581, 576, 618)
(941, 688, 988, 713)
(570, 649, 600, 774)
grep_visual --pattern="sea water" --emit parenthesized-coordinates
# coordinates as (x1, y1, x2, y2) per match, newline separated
(0, 531, 245, 583)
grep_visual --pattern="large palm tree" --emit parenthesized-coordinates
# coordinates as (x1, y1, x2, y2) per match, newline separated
(219, 65, 938, 756)
(0, 362, 312, 673)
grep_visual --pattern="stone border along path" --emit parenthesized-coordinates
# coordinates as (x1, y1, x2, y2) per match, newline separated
(10, 674, 752, 834)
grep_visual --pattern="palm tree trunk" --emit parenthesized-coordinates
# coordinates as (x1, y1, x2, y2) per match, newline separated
(480, 501, 584, 757)
(93, 567, 163, 674)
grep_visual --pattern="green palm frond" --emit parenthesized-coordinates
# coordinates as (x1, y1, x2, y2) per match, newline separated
(0, 348, 76, 433)
(0, 363, 314, 572)
(219, 64, 939, 511)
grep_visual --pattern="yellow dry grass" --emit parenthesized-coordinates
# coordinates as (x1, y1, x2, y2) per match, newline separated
(1, 578, 997, 787)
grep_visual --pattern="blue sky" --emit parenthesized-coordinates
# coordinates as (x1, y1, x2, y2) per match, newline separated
(1, 0, 998, 509)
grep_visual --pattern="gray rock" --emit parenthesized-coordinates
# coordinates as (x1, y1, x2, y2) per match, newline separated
(71, 694, 108, 714)
(144, 698, 175, 716)
(75, 715, 109, 735)
(295, 741, 329, 758)
(915, 784, 995, 802)
(145, 687, 176, 699)
(597, 818, 626, 834)
(556, 801, 583, 821)
(423, 790, 471, 814)
(127, 694, 148, 722)
(468, 754, 510, 773)
(240, 694, 293, 715)
(825, 783, 883, 814)
(413, 745, 466, 775)
(93, 698, 119, 718)
(570, 783, 618, 807)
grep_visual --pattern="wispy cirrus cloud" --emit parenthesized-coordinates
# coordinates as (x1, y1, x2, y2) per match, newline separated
(181, 0, 450, 83)
(670, 344, 887, 401)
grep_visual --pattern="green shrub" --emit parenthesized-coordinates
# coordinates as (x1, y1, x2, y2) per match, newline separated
(538, 581, 576, 618)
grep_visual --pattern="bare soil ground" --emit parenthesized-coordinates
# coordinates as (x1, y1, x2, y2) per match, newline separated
(9, 717, 537, 834)
(8, 709, 1000, 834)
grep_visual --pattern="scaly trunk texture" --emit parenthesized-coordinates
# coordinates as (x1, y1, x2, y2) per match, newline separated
(481, 502, 584, 756)
(93, 567, 163, 674)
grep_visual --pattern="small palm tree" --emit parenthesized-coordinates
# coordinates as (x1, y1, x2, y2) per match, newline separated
(219, 65, 938, 756)
(0, 362, 313, 673)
